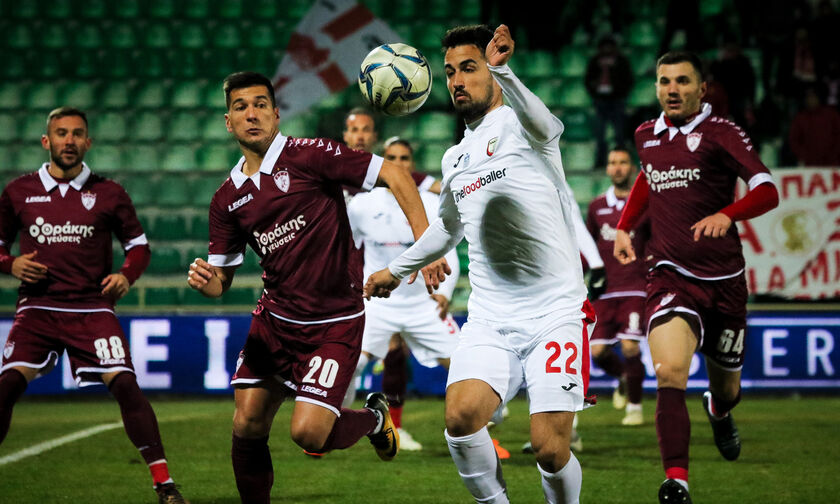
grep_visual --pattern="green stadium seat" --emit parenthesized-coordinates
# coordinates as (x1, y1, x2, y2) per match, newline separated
(532, 80, 563, 109)
(190, 176, 224, 205)
(627, 80, 656, 107)
(32, 52, 63, 79)
(419, 142, 448, 174)
(240, 250, 263, 274)
(628, 48, 657, 77)
(60, 81, 97, 110)
(102, 81, 131, 109)
(524, 51, 557, 79)
(171, 80, 206, 109)
(144, 287, 183, 306)
(0, 82, 23, 109)
(456, 241, 469, 273)
(133, 112, 164, 142)
(198, 144, 236, 170)
(39, 24, 68, 49)
(592, 175, 612, 196)
(148, 0, 176, 18)
(5, 24, 32, 49)
(147, 245, 184, 275)
(0, 49, 26, 79)
(157, 174, 194, 204)
(10, 1, 37, 19)
(557, 78, 590, 108)
(189, 213, 210, 240)
(248, 23, 276, 49)
(108, 23, 138, 49)
(221, 287, 260, 305)
(113, 0, 141, 18)
(566, 175, 594, 202)
(100, 51, 132, 78)
(182, 287, 219, 306)
(418, 113, 454, 142)
(0, 112, 18, 142)
(626, 21, 658, 48)
(150, 214, 190, 240)
(135, 51, 168, 78)
(79, 0, 107, 19)
(213, 25, 241, 49)
(218, 0, 244, 18)
(92, 112, 128, 142)
(0, 286, 19, 306)
(561, 141, 596, 172)
(171, 49, 204, 79)
(120, 174, 157, 206)
(86, 145, 123, 173)
(29, 80, 62, 110)
(168, 112, 203, 142)
(117, 287, 140, 307)
(200, 120, 231, 144)
(15, 145, 47, 171)
(143, 22, 174, 49)
(557, 47, 589, 78)
(71, 52, 99, 79)
(161, 145, 198, 172)
(183, 0, 210, 19)
(558, 108, 593, 142)
(248, 0, 278, 18)
(21, 115, 46, 141)
(184, 244, 208, 264)
(124, 145, 161, 173)
(178, 23, 207, 49)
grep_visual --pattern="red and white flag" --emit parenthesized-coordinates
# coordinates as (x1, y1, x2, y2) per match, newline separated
(272, 0, 402, 118)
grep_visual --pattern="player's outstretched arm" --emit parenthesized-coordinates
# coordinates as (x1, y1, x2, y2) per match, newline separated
(377, 160, 429, 240)
(187, 258, 235, 298)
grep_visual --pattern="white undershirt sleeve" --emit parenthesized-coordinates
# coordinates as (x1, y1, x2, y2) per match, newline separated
(388, 217, 464, 280)
(488, 64, 564, 144)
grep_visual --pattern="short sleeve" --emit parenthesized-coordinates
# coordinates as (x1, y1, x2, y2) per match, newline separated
(716, 123, 771, 183)
(0, 188, 19, 248)
(302, 139, 383, 191)
(208, 192, 247, 267)
(111, 184, 147, 250)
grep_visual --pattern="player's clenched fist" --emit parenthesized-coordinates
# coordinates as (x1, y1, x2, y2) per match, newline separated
(613, 229, 637, 265)
(187, 258, 223, 297)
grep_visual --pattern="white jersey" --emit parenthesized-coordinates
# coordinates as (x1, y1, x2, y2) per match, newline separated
(349, 188, 460, 306)
(389, 64, 587, 323)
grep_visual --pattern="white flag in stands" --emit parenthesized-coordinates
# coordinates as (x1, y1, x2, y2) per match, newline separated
(272, 0, 402, 118)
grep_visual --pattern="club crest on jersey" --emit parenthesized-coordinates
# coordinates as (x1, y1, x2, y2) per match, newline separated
(81, 191, 96, 210)
(487, 137, 499, 156)
(3, 340, 13, 359)
(274, 170, 290, 192)
(686, 132, 702, 152)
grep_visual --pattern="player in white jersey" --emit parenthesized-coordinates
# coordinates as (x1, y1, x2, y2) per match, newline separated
(365, 25, 593, 504)
(344, 138, 461, 451)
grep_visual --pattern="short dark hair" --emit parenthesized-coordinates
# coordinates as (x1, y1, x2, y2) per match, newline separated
(383, 136, 413, 154)
(343, 107, 376, 130)
(223, 71, 276, 109)
(46, 106, 88, 130)
(656, 51, 705, 81)
(441, 24, 494, 54)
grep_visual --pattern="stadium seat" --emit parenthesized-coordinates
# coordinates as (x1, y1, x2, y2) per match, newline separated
(221, 286, 261, 305)
(161, 145, 198, 172)
(419, 142, 448, 174)
(202, 82, 228, 111)
(9, 1, 37, 19)
(15, 145, 47, 171)
(0, 82, 23, 109)
(156, 175, 195, 205)
(147, 0, 176, 18)
(191, 176, 224, 205)
(566, 175, 595, 202)
(60, 81, 97, 110)
(557, 48, 589, 78)
(0, 112, 18, 143)
(178, 23, 207, 49)
(181, 287, 218, 306)
(143, 22, 174, 49)
(557, 79, 590, 108)
(200, 120, 231, 145)
(5, 24, 32, 49)
(627, 80, 656, 107)
(561, 141, 596, 172)
(248, 23, 276, 49)
(628, 47, 657, 77)
(27, 82, 59, 111)
(99, 50, 132, 78)
(21, 115, 46, 142)
(101, 80, 131, 109)
(147, 245, 183, 275)
(183, 0, 210, 19)
(0, 286, 19, 306)
(144, 287, 183, 305)
(558, 108, 594, 142)
(86, 145, 124, 173)
(120, 174, 157, 206)
(417, 113, 454, 142)
(189, 213, 210, 240)
(113, 0, 142, 18)
(135, 50, 168, 79)
(78, 0, 107, 19)
(247, 0, 278, 18)
(532, 80, 564, 109)
(39, 24, 68, 49)
(184, 244, 208, 264)
(107, 23, 138, 49)
(168, 111, 203, 142)
(171, 80, 206, 109)
(135, 82, 169, 109)
(0, 50, 25, 79)
(92, 112, 128, 142)
(213, 25, 241, 49)
(133, 112, 165, 142)
(149, 213, 190, 240)
(198, 144, 236, 171)
(626, 21, 658, 48)
(124, 145, 161, 173)
(117, 287, 140, 306)
(217, 0, 243, 18)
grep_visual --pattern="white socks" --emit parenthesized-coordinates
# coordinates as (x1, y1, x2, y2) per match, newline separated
(538, 452, 582, 504)
(445, 427, 509, 503)
(342, 353, 369, 408)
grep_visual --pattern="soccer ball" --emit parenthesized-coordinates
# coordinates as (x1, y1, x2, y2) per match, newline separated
(358, 43, 432, 116)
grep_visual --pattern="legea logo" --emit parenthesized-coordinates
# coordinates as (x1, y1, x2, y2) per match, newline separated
(29, 216, 94, 245)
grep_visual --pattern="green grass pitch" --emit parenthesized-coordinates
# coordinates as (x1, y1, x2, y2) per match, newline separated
(1, 394, 838, 503)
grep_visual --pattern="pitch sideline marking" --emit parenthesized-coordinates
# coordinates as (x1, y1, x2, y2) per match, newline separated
(0, 422, 123, 466)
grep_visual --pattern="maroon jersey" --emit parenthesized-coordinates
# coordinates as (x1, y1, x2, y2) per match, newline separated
(586, 187, 648, 295)
(0, 164, 147, 311)
(634, 103, 773, 279)
(208, 134, 382, 324)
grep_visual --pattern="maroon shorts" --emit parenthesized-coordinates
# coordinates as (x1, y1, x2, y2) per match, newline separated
(590, 295, 646, 345)
(1, 309, 134, 387)
(231, 307, 365, 415)
(645, 267, 748, 370)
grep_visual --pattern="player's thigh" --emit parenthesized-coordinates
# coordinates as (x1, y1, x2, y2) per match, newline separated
(523, 316, 588, 415)
(289, 399, 338, 449)
(648, 313, 698, 388)
(446, 320, 523, 412)
(233, 381, 290, 437)
(0, 309, 63, 380)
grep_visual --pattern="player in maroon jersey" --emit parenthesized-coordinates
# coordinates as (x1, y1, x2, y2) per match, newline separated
(0, 107, 186, 504)
(613, 52, 779, 504)
(185, 72, 447, 504)
(586, 146, 649, 426)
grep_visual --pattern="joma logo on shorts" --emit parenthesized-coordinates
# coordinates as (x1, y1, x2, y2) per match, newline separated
(300, 385, 327, 397)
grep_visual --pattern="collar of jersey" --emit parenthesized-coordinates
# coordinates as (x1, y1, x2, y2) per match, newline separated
(464, 105, 506, 135)
(653, 102, 711, 140)
(229, 132, 288, 190)
(38, 163, 91, 192)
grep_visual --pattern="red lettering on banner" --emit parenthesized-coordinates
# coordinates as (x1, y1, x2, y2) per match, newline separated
(800, 250, 829, 287)
(781, 174, 804, 199)
(321, 4, 375, 41)
(739, 220, 763, 254)
(318, 63, 348, 92)
(287, 33, 330, 70)
(807, 172, 829, 197)
(768, 266, 786, 291)
(833, 170, 840, 192)
(835, 250, 840, 282)
(747, 267, 757, 293)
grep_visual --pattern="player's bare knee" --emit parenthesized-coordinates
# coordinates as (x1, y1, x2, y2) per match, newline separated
(533, 442, 571, 473)
(232, 409, 271, 438)
(444, 407, 482, 437)
(653, 362, 689, 388)
(289, 422, 329, 452)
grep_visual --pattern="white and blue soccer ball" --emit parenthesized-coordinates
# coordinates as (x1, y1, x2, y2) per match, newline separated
(358, 43, 432, 116)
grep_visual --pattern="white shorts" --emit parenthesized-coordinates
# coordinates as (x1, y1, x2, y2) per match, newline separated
(361, 299, 460, 367)
(446, 310, 593, 415)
